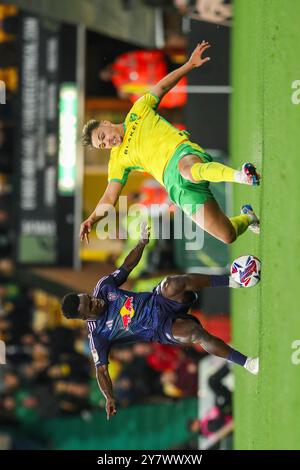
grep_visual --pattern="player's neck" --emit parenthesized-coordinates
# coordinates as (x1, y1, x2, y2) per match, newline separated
(115, 123, 125, 137)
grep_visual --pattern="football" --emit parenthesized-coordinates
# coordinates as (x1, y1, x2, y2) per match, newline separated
(231, 255, 261, 287)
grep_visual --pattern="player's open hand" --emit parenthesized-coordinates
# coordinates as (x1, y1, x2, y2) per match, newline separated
(140, 221, 151, 246)
(188, 41, 211, 68)
(79, 217, 94, 244)
(106, 398, 117, 420)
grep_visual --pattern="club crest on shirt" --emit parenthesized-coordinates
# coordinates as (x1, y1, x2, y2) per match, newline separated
(107, 292, 119, 301)
(119, 296, 135, 330)
(129, 112, 139, 122)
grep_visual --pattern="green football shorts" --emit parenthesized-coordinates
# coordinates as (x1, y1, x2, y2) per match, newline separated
(163, 142, 215, 216)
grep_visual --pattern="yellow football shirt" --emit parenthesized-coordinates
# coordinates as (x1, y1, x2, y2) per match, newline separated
(108, 93, 199, 186)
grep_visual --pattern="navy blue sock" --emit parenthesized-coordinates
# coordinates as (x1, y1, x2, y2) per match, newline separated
(211, 275, 229, 288)
(227, 348, 247, 366)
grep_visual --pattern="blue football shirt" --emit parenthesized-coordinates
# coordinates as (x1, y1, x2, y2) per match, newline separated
(87, 267, 196, 367)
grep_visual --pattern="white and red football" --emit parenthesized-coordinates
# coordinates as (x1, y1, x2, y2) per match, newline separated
(231, 255, 261, 287)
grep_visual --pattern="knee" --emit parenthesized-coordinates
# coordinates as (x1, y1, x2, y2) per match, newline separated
(178, 160, 195, 182)
(161, 275, 187, 297)
(179, 167, 194, 182)
(188, 325, 214, 350)
(186, 323, 205, 344)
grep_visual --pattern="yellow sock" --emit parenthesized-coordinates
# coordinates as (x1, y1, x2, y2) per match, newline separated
(230, 214, 251, 237)
(191, 162, 236, 183)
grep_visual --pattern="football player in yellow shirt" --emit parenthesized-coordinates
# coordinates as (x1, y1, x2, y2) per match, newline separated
(80, 41, 260, 245)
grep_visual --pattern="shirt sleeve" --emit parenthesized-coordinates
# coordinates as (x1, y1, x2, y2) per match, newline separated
(93, 267, 129, 296)
(108, 156, 131, 185)
(88, 332, 110, 367)
(132, 92, 160, 112)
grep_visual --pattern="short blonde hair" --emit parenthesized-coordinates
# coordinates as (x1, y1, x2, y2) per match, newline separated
(81, 119, 100, 147)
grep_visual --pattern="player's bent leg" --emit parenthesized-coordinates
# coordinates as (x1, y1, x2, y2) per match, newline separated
(192, 199, 237, 244)
(172, 318, 258, 372)
(178, 155, 261, 186)
(178, 154, 236, 184)
(172, 318, 232, 358)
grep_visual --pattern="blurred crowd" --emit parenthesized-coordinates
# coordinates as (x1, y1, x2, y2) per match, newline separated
(0, 270, 204, 430)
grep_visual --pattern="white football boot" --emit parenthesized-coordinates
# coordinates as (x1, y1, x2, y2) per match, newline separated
(244, 357, 259, 375)
(234, 162, 261, 186)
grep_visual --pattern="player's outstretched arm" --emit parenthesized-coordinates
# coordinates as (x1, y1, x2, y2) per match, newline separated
(79, 181, 123, 244)
(150, 40, 211, 101)
(96, 365, 117, 420)
(121, 222, 150, 274)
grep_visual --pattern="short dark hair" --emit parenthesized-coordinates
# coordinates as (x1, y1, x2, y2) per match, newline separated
(81, 119, 100, 147)
(61, 292, 80, 319)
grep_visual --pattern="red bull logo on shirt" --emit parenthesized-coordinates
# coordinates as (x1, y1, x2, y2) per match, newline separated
(119, 296, 135, 330)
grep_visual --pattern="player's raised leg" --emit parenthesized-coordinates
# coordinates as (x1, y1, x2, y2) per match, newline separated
(178, 154, 261, 186)
(160, 273, 241, 298)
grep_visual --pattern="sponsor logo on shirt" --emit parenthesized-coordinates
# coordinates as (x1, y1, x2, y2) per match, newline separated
(123, 122, 140, 156)
(119, 296, 135, 330)
(106, 320, 113, 330)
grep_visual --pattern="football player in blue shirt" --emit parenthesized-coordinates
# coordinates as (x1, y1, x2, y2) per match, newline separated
(61, 224, 259, 420)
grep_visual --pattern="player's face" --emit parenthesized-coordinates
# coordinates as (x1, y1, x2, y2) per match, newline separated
(78, 294, 106, 320)
(91, 121, 123, 150)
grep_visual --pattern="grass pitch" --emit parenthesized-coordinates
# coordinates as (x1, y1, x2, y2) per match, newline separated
(231, 0, 300, 450)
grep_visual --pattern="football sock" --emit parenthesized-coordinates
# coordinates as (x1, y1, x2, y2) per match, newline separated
(190, 161, 237, 183)
(230, 214, 251, 237)
(211, 275, 241, 289)
(211, 275, 229, 287)
(227, 348, 247, 366)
